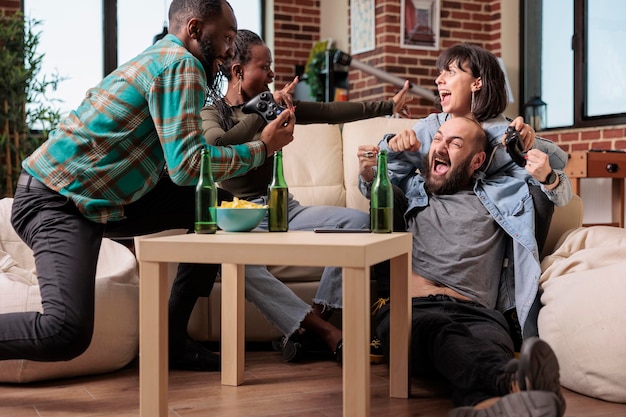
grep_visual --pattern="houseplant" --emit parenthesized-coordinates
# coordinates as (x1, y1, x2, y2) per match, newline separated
(0, 12, 64, 197)
(304, 40, 336, 102)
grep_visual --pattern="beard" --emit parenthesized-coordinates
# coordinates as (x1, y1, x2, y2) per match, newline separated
(199, 36, 221, 93)
(423, 154, 474, 195)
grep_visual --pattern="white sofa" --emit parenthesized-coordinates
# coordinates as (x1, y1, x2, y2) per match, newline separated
(189, 117, 585, 343)
(195, 117, 419, 342)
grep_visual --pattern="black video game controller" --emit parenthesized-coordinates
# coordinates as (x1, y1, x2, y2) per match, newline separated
(504, 125, 527, 167)
(242, 91, 287, 124)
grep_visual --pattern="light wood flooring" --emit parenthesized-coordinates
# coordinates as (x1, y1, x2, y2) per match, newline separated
(1, 345, 625, 417)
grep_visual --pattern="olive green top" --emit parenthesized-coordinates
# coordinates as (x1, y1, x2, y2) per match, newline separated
(201, 99, 395, 198)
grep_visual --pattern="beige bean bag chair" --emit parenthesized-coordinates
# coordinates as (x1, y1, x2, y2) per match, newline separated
(539, 225, 626, 402)
(0, 198, 139, 383)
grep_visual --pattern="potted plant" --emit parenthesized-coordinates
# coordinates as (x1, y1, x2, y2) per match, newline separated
(1, 12, 64, 197)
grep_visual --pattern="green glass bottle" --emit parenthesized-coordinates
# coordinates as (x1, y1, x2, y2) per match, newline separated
(268, 150, 289, 232)
(370, 150, 393, 233)
(194, 147, 217, 234)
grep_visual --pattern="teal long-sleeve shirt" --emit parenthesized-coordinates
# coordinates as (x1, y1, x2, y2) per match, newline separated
(23, 34, 265, 224)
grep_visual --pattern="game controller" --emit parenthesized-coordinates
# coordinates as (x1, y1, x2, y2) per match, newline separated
(504, 125, 527, 167)
(242, 91, 287, 124)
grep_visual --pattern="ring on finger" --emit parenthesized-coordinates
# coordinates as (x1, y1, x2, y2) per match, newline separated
(363, 151, 375, 158)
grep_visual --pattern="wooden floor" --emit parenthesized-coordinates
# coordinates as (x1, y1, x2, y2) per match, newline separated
(1, 345, 625, 417)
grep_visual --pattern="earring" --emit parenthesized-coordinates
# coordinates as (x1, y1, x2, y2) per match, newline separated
(233, 74, 242, 95)
(470, 90, 475, 115)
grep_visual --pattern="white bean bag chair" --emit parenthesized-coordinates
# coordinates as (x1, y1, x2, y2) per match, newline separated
(539, 226, 626, 403)
(0, 198, 139, 383)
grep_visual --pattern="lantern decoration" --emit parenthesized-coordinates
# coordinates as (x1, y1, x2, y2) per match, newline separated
(524, 96, 547, 131)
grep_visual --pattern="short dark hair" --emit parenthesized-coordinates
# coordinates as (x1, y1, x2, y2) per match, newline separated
(435, 43, 507, 122)
(168, 0, 231, 32)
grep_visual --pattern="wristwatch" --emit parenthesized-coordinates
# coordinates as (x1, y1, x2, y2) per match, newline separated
(541, 170, 558, 185)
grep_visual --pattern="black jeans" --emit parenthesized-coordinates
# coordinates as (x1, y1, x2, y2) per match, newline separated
(376, 295, 515, 407)
(2, 172, 226, 361)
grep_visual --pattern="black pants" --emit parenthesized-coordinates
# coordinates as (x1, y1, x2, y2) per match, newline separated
(3, 172, 229, 361)
(376, 295, 515, 407)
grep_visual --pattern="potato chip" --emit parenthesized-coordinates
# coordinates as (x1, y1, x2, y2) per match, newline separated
(220, 197, 267, 209)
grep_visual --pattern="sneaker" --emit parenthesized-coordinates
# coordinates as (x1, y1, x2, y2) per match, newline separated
(370, 336, 385, 364)
(271, 336, 285, 352)
(496, 337, 566, 417)
(280, 335, 306, 362)
(447, 391, 560, 417)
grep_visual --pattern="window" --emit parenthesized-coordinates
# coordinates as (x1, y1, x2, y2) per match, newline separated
(522, 0, 626, 129)
(23, 0, 263, 123)
(23, 0, 103, 120)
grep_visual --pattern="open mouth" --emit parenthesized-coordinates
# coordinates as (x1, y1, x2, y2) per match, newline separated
(439, 89, 451, 105)
(432, 157, 450, 175)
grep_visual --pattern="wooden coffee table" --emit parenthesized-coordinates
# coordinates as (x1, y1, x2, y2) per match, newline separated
(135, 230, 412, 417)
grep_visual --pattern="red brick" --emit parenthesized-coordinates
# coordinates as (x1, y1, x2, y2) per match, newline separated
(580, 130, 601, 140)
(602, 128, 626, 139)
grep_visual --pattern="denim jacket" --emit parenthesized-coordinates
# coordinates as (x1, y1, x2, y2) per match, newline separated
(359, 113, 573, 338)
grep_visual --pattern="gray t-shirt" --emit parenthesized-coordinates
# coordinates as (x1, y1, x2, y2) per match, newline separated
(408, 189, 506, 308)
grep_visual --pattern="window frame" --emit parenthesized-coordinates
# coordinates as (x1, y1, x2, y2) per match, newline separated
(521, 0, 626, 129)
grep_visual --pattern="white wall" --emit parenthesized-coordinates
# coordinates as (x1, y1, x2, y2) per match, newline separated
(320, 0, 349, 51)
(500, 0, 521, 120)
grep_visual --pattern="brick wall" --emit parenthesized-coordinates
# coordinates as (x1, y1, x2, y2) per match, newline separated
(541, 126, 626, 154)
(272, 0, 323, 90)
(272, 0, 504, 119)
(0, 0, 20, 15)
(272, 0, 625, 150)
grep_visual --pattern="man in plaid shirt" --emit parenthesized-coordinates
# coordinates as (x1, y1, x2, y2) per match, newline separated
(3, 0, 294, 371)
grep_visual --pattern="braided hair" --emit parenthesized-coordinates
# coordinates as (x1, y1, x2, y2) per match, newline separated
(208, 29, 266, 130)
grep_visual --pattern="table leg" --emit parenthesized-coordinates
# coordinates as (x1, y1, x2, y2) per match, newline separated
(388, 252, 411, 398)
(221, 263, 246, 386)
(139, 261, 170, 417)
(342, 266, 371, 417)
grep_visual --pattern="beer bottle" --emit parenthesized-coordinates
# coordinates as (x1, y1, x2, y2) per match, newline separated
(194, 147, 217, 234)
(268, 150, 289, 232)
(370, 150, 393, 233)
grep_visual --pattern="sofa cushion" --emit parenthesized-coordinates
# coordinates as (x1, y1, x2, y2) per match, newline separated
(539, 226, 626, 403)
(0, 198, 139, 383)
(284, 123, 346, 208)
(342, 117, 418, 212)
